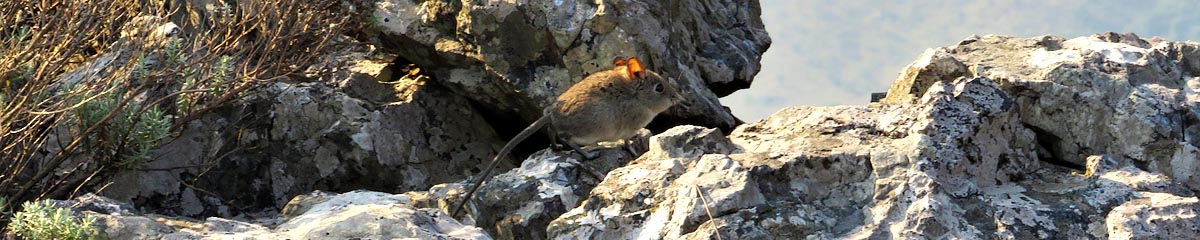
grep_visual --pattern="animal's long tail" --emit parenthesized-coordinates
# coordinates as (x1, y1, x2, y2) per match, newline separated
(451, 115, 549, 218)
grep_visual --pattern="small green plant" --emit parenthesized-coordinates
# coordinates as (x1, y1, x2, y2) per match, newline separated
(120, 106, 169, 169)
(164, 35, 186, 66)
(7, 200, 97, 240)
(71, 83, 171, 170)
(176, 54, 232, 114)
(74, 90, 118, 131)
(209, 55, 231, 93)
(131, 53, 150, 83)
(176, 66, 198, 114)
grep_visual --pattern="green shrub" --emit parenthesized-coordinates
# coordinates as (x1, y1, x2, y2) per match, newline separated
(121, 106, 169, 169)
(71, 87, 171, 170)
(176, 54, 232, 115)
(7, 200, 97, 240)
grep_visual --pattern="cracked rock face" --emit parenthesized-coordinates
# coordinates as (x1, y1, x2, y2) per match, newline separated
(549, 76, 1043, 239)
(895, 33, 1198, 173)
(541, 33, 1200, 239)
(425, 144, 646, 239)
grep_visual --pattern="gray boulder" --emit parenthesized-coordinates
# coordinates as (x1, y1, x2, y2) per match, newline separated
(69, 191, 488, 239)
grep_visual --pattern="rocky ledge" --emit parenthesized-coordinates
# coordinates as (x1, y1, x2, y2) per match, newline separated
(61, 32, 1200, 239)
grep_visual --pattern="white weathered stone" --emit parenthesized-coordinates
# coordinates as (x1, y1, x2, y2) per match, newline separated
(73, 191, 489, 239)
(1106, 193, 1200, 240)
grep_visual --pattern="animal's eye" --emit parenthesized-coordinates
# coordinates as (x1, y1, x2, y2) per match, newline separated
(654, 83, 664, 93)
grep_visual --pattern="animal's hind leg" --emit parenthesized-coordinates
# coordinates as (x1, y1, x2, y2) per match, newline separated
(563, 158, 606, 180)
(564, 141, 599, 160)
(622, 129, 652, 156)
(560, 140, 606, 178)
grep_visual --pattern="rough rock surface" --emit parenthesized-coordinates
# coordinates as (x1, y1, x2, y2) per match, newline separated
(65, 191, 488, 239)
(82, 32, 1195, 239)
(80, 0, 770, 219)
(543, 33, 1199, 239)
(39, 6, 1200, 239)
(431, 147, 631, 238)
(100, 42, 506, 217)
(1106, 192, 1200, 239)
(371, 0, 771, 131)
(919, 33, 1198, 187)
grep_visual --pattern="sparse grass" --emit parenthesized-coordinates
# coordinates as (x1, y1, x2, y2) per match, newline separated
(0, 0, 350, 225)
(7, 200, 97, 240)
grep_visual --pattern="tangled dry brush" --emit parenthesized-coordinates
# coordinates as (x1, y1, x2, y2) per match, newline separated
(0, 0, 355, 223)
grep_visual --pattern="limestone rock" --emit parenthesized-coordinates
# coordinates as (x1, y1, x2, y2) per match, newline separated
(369, 0, 771, 131)
(427, 144, 646, 239)
(69, 191, 489, 239)
(548, 76, 1042, 239)
(548, 126, 741, 239)
(881, 48, 971, 104)
(1106, 193, 1200, 240)
(274, 190, 487, 239)
(544, 36, 1200, 238)
(913, 32, 1197, 172)
(62, 194, 175, 239)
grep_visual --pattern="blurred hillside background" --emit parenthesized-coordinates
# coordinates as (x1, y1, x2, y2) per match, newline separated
(723, 0, 1200, 120)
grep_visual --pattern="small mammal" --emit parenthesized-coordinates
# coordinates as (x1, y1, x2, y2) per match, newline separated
(451, 57, 681, 217)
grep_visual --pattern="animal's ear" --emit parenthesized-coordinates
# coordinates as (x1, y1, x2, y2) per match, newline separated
(624, 57, 646, 79)
(613, 56, 628, 66)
